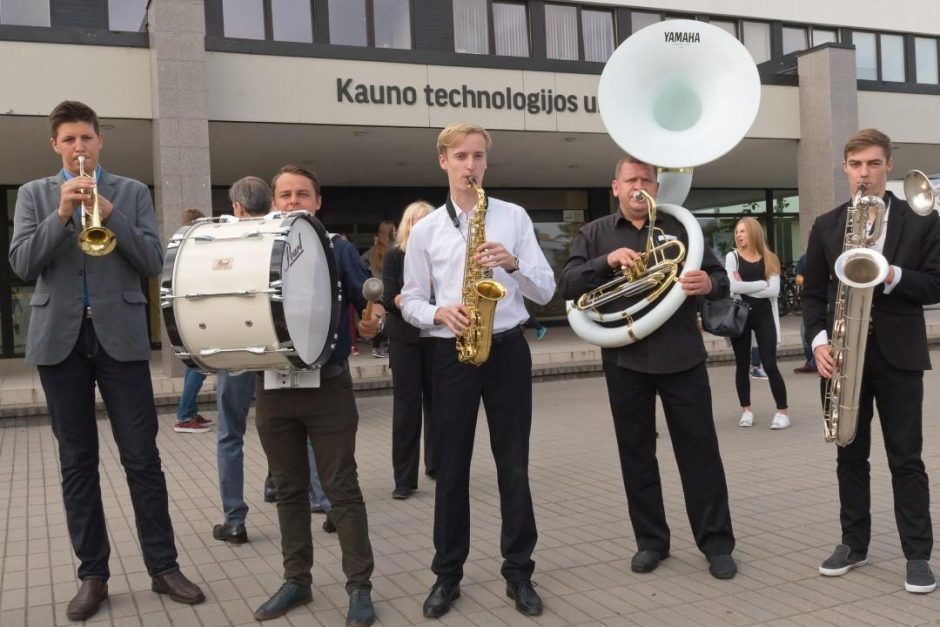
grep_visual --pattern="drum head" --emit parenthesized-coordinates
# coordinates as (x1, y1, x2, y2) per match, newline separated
(276, 214, 340, 368)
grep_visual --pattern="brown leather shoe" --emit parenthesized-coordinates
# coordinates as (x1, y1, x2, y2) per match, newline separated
(66, 578, 108, 621)
(151, 570, 206, 605)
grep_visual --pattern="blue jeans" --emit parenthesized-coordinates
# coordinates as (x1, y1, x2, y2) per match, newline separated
(800, 318, 816, 368)
(176, 368, 207, 422)
(216, 371, 256, 526)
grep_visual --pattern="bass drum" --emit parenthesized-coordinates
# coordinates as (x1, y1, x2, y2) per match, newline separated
(161, 212, 340, 372)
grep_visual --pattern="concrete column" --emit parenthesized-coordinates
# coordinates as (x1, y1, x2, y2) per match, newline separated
(148, 0, 212, 376)
(796, 45, 858, 251)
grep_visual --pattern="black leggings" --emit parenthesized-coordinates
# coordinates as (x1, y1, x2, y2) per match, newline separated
(730, 303, 787, 410)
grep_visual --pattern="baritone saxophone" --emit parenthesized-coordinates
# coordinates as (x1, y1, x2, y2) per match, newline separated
(456, 177, 507, 366)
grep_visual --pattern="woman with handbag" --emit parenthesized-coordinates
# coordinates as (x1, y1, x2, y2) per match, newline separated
(727, 217, 790, 429)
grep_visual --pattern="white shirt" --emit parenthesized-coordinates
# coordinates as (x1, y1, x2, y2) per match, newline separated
(401, 196, 556, 338)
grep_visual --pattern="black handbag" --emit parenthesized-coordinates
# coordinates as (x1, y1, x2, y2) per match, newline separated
(701, 250, 751, 338)
(701, 297, 751, 337)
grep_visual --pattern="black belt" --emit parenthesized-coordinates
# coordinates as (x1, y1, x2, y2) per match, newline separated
(321, 361, 347, 380)
(491, 325, 523, 345)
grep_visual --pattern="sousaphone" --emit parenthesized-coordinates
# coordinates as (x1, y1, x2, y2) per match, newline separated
(567, 19, 762, 347)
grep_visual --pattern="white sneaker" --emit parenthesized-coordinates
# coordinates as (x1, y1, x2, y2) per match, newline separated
(739, 410, 754, 427)
(770, 413, 791, 429)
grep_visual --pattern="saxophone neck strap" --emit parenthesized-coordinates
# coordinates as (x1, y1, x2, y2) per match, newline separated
(446, 194, 488, 230)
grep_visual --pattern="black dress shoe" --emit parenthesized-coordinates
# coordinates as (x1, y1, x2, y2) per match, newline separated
(253, 582, 313, 621)
(425, 469, 437, 480)
(212, 522, 248, 544)
(708, 554, 737, 579)
(323, 512, 336, 533)
(392, 486, 414, 500)
(631, 549, 669, 573)
(151, 570, 206, 604)
(506, 580, 542, 616)
(66, 578, 108, 621)
(263, 475, 277, 503)
(422, 581, 460, 618)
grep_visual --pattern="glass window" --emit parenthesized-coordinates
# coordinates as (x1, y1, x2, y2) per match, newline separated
(453, 0, 488, 54)
(272, 0, 313, 43)
(329, 0, 367, 46)
(782, 26, 807, 55)
(915, 37, 939, 84)
(742, 21, 771, 64)
(493, 2, 528, 57)
(109, 0, 148, 32)
(545, 4, 577, 61)
(710, 20, 737, 38)
(880, 33, 905, 82)
(0, 0, 50, 26)
(222, 0, 265, 40)
(853, 31, 877, 79)
(812, 28, 838, 46)
(374, 0, 411, 49)
(631, 11, 660, 34)
(582, 9, 614, 63)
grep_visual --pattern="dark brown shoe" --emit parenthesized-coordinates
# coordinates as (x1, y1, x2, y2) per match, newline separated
(151, 570, 206, 605)
(66, 578, 108, 621)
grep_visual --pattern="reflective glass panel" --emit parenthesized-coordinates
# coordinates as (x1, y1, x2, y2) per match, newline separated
(812, 29, 837, 46)
(453, 0, 488, 54)
(493, 2, 528, 57)
(710, 20, 737, 38)
(545, 4, 577, 61)
(782, 26, 807, 55)
(0, 0, 50, 26)
(854, 31, 877, 80)
(582, 9, 614, 63)
(329, 0, 367, 46)
(742, 21, 771, 64)
(109, 0, 148, 32)
(272, 0, 313, 43)
(631, 11, 660, 34)
(222, 0, 265, 40)
(374, 0, 411, 49)
(915, 37, 939, 84)
(880, 34, 904, 82)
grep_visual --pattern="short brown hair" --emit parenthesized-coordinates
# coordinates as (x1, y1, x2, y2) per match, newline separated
(843, 128, 892, 161)
(614, 154, 657, 180)
(437, 122, 492, 155)
(270, 164, 321, 197)
(49, 100, 100, 138)
(181, 207, 206, 225)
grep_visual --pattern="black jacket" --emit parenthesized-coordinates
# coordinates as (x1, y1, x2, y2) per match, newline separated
(381, 246, 421, 343)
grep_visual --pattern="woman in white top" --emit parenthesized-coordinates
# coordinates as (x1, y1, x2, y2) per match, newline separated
(726, 217, 790, 430)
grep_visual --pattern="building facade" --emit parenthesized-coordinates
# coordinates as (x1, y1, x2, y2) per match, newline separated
(0, 0, 938, 361)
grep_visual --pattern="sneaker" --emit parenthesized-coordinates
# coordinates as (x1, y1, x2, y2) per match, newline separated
(793, 363, 816, 374)
(193, 414, 214, 427)
(819, 544, 868, 576)
(371, 347, 388, 358)
(749, 366, 768, 380)
(905, 560, 936, 594)
(770, 413, 791, 430)
(739, 410, 754, 427)
(351, 346, 360, 356)
(535, 327, 547, 341)
(174, 418, 210, 433)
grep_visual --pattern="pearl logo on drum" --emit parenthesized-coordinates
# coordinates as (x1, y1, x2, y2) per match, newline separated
(286, 233, 305, 269)
(212, 258, 234, 270)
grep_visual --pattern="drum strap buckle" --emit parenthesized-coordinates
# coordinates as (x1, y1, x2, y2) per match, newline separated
(264, 368, 321, 390)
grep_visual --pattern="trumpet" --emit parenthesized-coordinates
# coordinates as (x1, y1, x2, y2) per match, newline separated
(77, 155, 116, 256)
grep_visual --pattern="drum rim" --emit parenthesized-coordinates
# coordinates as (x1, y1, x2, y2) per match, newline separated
(161, 220, 202, 370)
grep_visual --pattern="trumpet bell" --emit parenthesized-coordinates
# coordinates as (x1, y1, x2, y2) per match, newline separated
(598, 19, 761, 168)
(903, 169, 940, 216)
(78, 226, 117, 256)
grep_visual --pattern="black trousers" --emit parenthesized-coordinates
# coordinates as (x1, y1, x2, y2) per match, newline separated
(255, 366, 374, 590)
(37, 319, 179, 580)
(389, 337, 434, 489)
(429, 330, 537, 585)
(828, 337, 932, 559)
(602, 360, 735, 557)
(730, 302, 787, 409)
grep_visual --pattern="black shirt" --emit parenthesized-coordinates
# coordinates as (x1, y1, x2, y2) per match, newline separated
(560, 211, 728, 374)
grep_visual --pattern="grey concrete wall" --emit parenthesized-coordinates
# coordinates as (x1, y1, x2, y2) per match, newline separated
(796, 46, 858, 251)
(148, 0, 212, 376)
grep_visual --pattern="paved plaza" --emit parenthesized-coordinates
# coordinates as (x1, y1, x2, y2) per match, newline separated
(3, 344, 940, 626)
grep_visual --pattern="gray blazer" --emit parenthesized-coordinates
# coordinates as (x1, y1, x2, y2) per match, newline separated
(9, 169, 164, 365)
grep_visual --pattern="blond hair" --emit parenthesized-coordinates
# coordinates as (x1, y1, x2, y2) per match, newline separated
(437, 122, 493, 155)
(396, 201, 435, 252)
(735, 216, 781, 278)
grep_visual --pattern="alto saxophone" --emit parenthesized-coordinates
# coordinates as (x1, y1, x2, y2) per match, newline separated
(823, 184, 889, 446)
(456, 177, 508, 366)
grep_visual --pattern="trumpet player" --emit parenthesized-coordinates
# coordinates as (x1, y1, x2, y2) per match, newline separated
(8, 100, 205, 621)
(560, 155, 737, 580)
(401, 122, 555, 619)
(803, 129, 940, 593)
